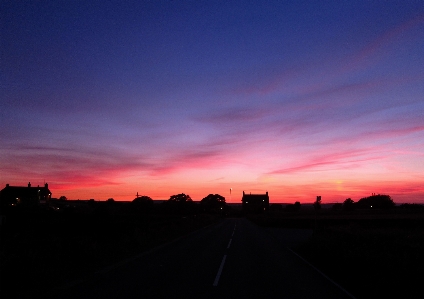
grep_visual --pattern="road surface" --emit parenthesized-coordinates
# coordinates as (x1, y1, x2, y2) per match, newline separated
(45, 218, 355, 299)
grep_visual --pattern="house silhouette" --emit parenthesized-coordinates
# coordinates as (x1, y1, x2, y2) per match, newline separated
(0, 182, 52, 207)
(242, 191, 269, 212)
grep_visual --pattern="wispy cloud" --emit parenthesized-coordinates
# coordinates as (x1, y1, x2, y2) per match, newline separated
(340, 13, 424, 75)
(268, 147, 384, 175)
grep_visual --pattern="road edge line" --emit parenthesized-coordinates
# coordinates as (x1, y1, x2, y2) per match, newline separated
(286, 247, 357, 299)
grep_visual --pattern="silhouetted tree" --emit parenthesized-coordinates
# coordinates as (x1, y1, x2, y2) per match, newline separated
(343, 198, 355, 211)
(107, 198, 115, 202)
(132, 196, 153, 213)
(59, 196, 67, 201)
(133, 195, 153, 204)
(166, 193, 194, 214)
(169, 193, 192, 203)
(200, 194, 225, 212)
(357, 194, 395, 209)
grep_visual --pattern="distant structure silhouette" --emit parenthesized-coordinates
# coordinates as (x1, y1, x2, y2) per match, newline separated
(314, 196, 322, 210)
(0, 182, 51, 207)
(242, 191, 269, 212)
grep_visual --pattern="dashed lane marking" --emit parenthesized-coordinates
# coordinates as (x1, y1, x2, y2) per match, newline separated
(227, 239, 232, 249)
(213, 255, 227, 287)
(212, 222, 237, 287)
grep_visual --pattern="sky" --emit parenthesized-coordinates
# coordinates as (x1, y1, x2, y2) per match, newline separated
(1, 0, 424, 203)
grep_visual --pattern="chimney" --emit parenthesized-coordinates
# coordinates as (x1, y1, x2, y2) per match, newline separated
(45, 182, 48, 189)
(28, 182, 31, 188)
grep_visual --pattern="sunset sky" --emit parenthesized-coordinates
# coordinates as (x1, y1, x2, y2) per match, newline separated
(2, 1, 424, 203)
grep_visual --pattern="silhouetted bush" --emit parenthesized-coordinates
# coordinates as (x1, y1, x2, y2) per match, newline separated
(286, 201, 301, 212)
(106, 198, 115, 207)
(132, 196, 153, 213)
(343, 198, 355, 211)
(270, 203, 283, 211)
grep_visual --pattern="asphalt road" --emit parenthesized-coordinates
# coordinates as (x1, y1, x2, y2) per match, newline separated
(45, 218, 355, 299)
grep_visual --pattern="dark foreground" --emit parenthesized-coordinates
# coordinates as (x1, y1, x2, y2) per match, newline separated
(0, 204, 219, 299)
(250, 209, 424, 299)
(2, 203, 424, 298)
(44, 218, 351, 299)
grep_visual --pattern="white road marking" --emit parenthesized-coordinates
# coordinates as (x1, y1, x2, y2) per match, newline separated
(227, 239, 232, 249)
(213, 255, 227, 287)
(212, 222, 237, 287)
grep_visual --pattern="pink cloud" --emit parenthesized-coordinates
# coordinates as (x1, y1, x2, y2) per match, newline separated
(0, 145, 151, 187)
(269, 147, 385, 175)
(325, 118, 424, 148)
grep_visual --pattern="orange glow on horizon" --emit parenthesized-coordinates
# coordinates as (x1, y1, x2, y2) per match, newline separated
(28, 178, 423, 204)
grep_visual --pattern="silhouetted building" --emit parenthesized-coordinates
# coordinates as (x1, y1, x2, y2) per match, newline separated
(0, 182, 51, 207)
(242, 191, 269, 212)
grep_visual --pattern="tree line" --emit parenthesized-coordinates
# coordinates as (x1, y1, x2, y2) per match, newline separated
(129, 193, 226, 214)
(334, 194, 395, 211)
